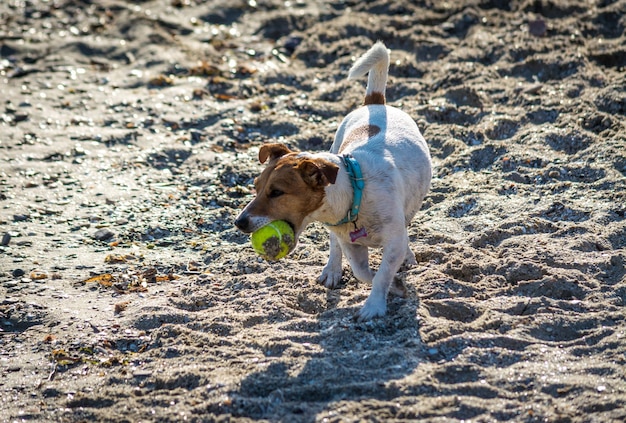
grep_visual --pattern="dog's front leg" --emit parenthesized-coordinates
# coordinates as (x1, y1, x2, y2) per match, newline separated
(318, 232, 343, 288)
(355, 233, 407, 321)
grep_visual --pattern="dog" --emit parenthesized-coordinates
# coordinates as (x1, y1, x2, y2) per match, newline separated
(234, 42, 432, 320)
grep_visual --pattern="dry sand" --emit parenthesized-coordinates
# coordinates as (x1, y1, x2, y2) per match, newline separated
(1, 0, 626, 421)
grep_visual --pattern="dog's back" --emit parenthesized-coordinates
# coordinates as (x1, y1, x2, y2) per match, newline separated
(331, 43, 432, 223)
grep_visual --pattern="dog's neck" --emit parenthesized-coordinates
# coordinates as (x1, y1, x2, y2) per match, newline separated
(307, 153, 359, 227)
(325, 155, 363, 226)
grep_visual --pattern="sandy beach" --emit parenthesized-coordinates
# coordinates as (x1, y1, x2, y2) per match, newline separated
(1, 0, 625, 421)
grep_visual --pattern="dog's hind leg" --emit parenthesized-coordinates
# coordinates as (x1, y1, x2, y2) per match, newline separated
(355, 230, 407, 321)
(340, 242, 374, 284)
(388, 238, 415, 297)
(404, 243, 417, 267)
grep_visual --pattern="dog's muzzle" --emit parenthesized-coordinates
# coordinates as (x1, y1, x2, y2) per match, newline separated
(234, 214, 253, 233)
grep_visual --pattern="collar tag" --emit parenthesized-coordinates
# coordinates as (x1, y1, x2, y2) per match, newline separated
(349, 226, 368, 242)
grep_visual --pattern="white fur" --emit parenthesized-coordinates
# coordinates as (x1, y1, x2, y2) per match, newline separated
(236, 43, 432, 321)
(314, 43, 432, 320)
(348, 41, 389, 98)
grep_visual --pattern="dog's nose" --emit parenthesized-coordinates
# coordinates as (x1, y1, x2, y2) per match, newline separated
(234, 215, 249, 232)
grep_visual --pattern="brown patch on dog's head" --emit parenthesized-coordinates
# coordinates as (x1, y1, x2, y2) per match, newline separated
(241, 143, 339, 235)
(259, 143, 291, 164)
(339, 124, 381, 153)
(364, 91, 385, 105)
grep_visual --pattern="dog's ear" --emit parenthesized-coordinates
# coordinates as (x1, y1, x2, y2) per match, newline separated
(298, 158, 339, 187)
(259, 143, 292, 164)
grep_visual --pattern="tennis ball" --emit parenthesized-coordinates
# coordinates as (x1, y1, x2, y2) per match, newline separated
(251, 220, 295, 261)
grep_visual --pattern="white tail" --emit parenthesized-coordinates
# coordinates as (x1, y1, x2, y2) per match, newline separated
(348, 41, 389, 105)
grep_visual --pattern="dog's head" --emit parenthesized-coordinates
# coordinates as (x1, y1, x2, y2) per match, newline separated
(234, 143, 339, 241)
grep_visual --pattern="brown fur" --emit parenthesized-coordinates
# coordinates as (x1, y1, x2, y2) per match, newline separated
(259, 143, 291, 164)
(339, 124, 381, 153)
(245, 144, 339, 234)
(364, 91, 385, 105)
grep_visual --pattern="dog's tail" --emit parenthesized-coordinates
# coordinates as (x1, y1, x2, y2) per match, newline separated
(348, 41, 389, 105)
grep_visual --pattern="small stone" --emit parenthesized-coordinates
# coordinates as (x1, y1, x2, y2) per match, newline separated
(133, 370, 152, 378)
(529, 18, 547, 37)
(42, 388, 62, 398)
(30, 270, 48, 280)
(283, 36, 303, 54)
(12, 268, 25, 278)
(13, 214, 30, 222)
(1, 232, 10, 246)
(13, 113, 29, 122)
(93, 228, 114, 241)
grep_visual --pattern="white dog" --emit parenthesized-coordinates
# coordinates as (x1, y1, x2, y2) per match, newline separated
(235, 42, 432, 320)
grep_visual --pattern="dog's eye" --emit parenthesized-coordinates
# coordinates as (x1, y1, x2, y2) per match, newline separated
(268, 189, 284, 198)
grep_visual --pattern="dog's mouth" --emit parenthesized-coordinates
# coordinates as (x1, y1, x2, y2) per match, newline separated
(285, 220, 296, 235)
(282, 220, 303, 255)
(285, 220, 299, 250)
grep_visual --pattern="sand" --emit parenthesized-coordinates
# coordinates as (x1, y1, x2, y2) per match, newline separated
(1, 0, 625, 421)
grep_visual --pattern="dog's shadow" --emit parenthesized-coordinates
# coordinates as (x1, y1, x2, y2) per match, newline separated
(231, 273, 422, 421)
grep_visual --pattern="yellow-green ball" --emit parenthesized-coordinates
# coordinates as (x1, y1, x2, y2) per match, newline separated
(251, 220, 295, 261)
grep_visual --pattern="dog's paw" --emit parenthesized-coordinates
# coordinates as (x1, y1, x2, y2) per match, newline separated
(389, 277, 407, 298)
(354, 297, 386, 321)
(403, 250, 418, 267)
(318, 267, 342, 289)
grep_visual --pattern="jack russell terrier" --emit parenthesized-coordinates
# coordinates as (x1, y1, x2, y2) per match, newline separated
(235, 42, 432, 320)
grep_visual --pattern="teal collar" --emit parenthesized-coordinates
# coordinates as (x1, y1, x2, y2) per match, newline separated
(327, 154, 364, 226)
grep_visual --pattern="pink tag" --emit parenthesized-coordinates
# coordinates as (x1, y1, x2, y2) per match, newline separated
(350, 227, 367, 242)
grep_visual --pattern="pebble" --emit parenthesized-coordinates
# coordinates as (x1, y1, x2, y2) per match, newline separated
(42, 388, 61, 398)
(89, 214, 104, 222)
(283, 36, 303, 54)
(93, 228, 114, 241)
(528, 18, 547, 37)
(1, 233, 10, 246)
(13, 214, 30, 222)
(133, 370, 153, 378)
(12, 268, 26, 278)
